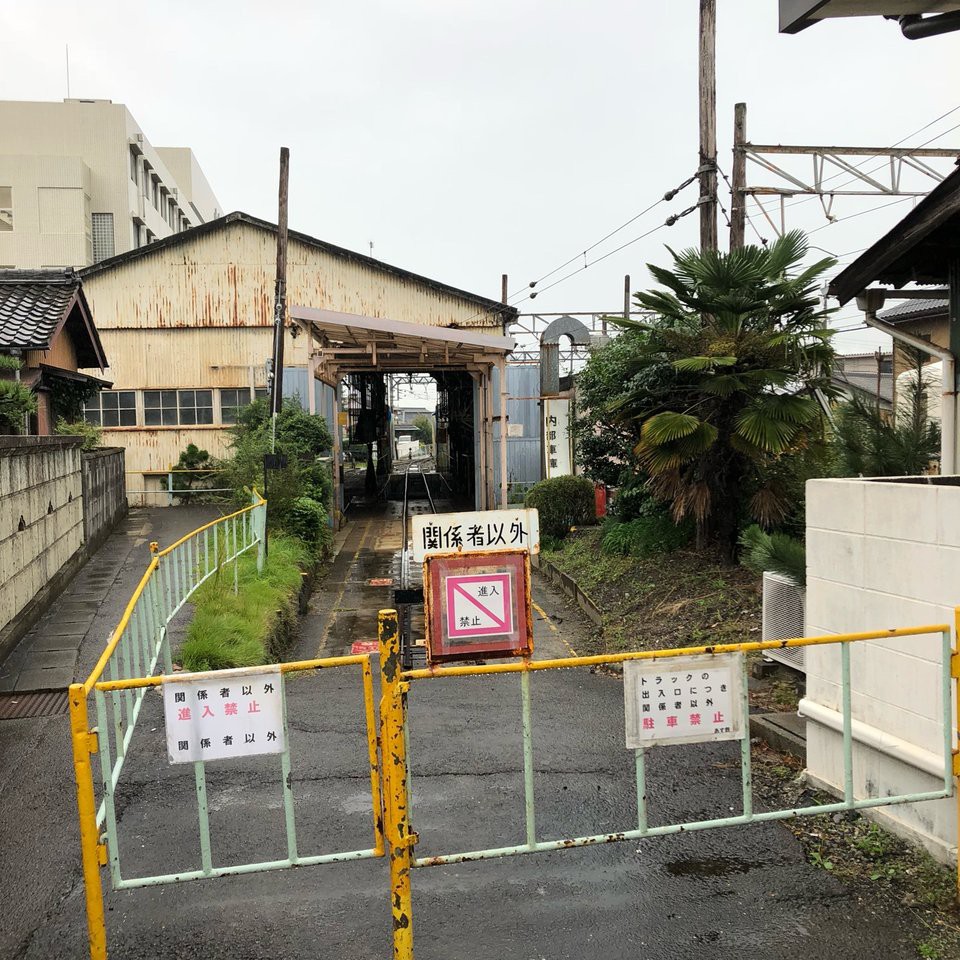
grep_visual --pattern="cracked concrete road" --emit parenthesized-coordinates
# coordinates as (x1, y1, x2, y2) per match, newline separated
(1, 504, 937, 959)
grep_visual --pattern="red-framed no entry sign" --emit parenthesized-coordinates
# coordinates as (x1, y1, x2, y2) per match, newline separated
(424, 550, 532, 663)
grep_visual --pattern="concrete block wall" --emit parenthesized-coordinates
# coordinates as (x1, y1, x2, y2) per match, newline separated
(0, 436, 84, 635)
(804, 476, 960, 861)
(81, 447, 127, 547)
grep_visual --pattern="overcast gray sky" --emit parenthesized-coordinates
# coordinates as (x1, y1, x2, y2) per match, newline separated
(5, 1, 960, 354)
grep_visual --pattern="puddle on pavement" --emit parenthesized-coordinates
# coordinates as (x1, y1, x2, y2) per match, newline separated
(664, 857, 759, 877)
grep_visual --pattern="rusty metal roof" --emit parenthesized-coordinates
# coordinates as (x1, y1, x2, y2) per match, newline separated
(292, 306, 515, 384)
(79, 211, 517, 322)
(0, 269, 107, 368)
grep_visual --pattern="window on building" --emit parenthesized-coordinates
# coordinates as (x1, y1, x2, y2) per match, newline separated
(91, 213, 115, 262)
(0, 187, 12, 231)
(221, 387, 269, 424)
(142, 165, 151, 200)
(178, 390, 214, 425)
(144, 389, 213, 426)
(84, 390, 136, 427)
(129, 147, 138, 184)
(132, 221, 142, 248)
(143, 390, 177, 425)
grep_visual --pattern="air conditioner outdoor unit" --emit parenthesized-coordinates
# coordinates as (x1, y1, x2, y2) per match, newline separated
(761, 571, 806, 673)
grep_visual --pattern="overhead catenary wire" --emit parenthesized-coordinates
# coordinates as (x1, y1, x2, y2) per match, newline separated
(511, 171, 700, 302)
(513, 200, 703, 307)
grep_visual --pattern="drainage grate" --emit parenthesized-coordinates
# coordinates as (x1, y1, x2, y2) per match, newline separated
(0, 690, 70, 720)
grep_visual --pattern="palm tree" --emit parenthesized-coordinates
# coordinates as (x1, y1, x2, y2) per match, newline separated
(610, 230, 836, 561)
(832, 350, 940, 477)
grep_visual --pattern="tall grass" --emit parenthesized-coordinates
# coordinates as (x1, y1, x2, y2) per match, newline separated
(178, 534, 307, 671)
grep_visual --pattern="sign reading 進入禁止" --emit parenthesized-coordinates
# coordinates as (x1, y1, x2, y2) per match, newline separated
(412, 508, 539, 562)
(425, 550, 532, 663)
(445, 572, 514, 639)
(163, 666, 285, 764)
(623, 653, 744, 749)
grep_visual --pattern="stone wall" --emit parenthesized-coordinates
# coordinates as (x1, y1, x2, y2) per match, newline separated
(0, 436, 84, 654)
(804, 476, 960, 862)
(0, 437, 127, 663)
(81, 446, 126, 548)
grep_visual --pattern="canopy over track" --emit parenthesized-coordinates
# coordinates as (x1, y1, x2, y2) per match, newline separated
(290, 306, 515, 515)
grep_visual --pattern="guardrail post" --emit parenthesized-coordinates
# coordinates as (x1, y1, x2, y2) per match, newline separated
(255, 498, 266, 575)
(379, 608, 414, 960)
(69, 684, 108, 960)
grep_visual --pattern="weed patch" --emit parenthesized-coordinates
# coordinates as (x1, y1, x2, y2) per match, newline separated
(178, 535, 307, 671)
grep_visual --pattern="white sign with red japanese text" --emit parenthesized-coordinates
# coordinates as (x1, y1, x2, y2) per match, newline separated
(412, 508, 539, 562)
(623, 653, 744, 749)
(445, 573, 513, 639)
(163, 666, 285, 764)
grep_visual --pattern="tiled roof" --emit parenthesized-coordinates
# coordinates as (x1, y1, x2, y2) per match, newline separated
(0, 269, 107, 368)
(833, 369, 894, 405)
(877, 298, 948, 323)
(0, 270, 82, 351)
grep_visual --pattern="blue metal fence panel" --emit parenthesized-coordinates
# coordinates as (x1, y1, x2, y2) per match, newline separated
(492, 364, 542, 498)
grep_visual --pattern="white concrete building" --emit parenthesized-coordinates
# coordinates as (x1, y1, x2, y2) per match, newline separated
(0, 99, 220, 269)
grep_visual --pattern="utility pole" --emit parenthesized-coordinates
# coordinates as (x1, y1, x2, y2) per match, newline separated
(269, 147, 290, 452)
(698, 0, 718, 252)
(730, 102, 747, 250)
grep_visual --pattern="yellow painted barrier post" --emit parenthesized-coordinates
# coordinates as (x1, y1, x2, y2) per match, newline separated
(69, 683, 108, 960)
(378, 609, 414, 960)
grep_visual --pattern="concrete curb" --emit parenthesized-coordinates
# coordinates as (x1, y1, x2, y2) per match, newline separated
(531, 552, 604, 627)
(750, 712, 807, 762)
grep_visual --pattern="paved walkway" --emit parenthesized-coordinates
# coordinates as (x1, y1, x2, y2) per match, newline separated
(0, 507, 219, 693)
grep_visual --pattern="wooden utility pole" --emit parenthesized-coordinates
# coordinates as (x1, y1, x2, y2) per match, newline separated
(730, 102, 747, 250)
(270, 147, 290, 449)
(698, 0, 718, 252)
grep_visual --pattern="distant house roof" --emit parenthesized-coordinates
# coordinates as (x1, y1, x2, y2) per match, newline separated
(0, 270, 107, 369)
(829, 165, 960, 304)
(79, 211, 517, 323)
(833, 368, 894, 407)
(877, 298, 949, 323)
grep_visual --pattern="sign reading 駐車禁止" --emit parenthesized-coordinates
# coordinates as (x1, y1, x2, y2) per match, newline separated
(412, 508, 539, 562)
(163, 666, 285, 764)
(623, 653, 744, 749)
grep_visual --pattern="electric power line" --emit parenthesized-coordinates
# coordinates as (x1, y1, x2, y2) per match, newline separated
(508, 171, 699, 303)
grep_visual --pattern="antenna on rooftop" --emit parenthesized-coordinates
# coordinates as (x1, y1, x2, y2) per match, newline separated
(65, 45, 71, 98)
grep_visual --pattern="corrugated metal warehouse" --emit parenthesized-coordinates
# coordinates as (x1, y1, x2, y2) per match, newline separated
(77, 212, 517, 505)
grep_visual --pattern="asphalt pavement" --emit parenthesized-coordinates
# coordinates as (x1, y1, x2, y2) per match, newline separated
(0, 503, 937, 960)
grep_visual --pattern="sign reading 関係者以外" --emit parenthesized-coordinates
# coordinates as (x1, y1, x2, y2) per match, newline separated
(412, 508, 539, 562)
(623, 653, 744, 749)
(163, 666, 285, 764)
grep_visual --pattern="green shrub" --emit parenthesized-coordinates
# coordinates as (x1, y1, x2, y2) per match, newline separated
(286, 496, 332, 554)
(524, 475, 596, 540)
(0, 373, 37, 433)
(601, 515, 692, 558)
(610, 480, 666, 521)
(739, 524, 806, 587)
(55, 417, 102, 451)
